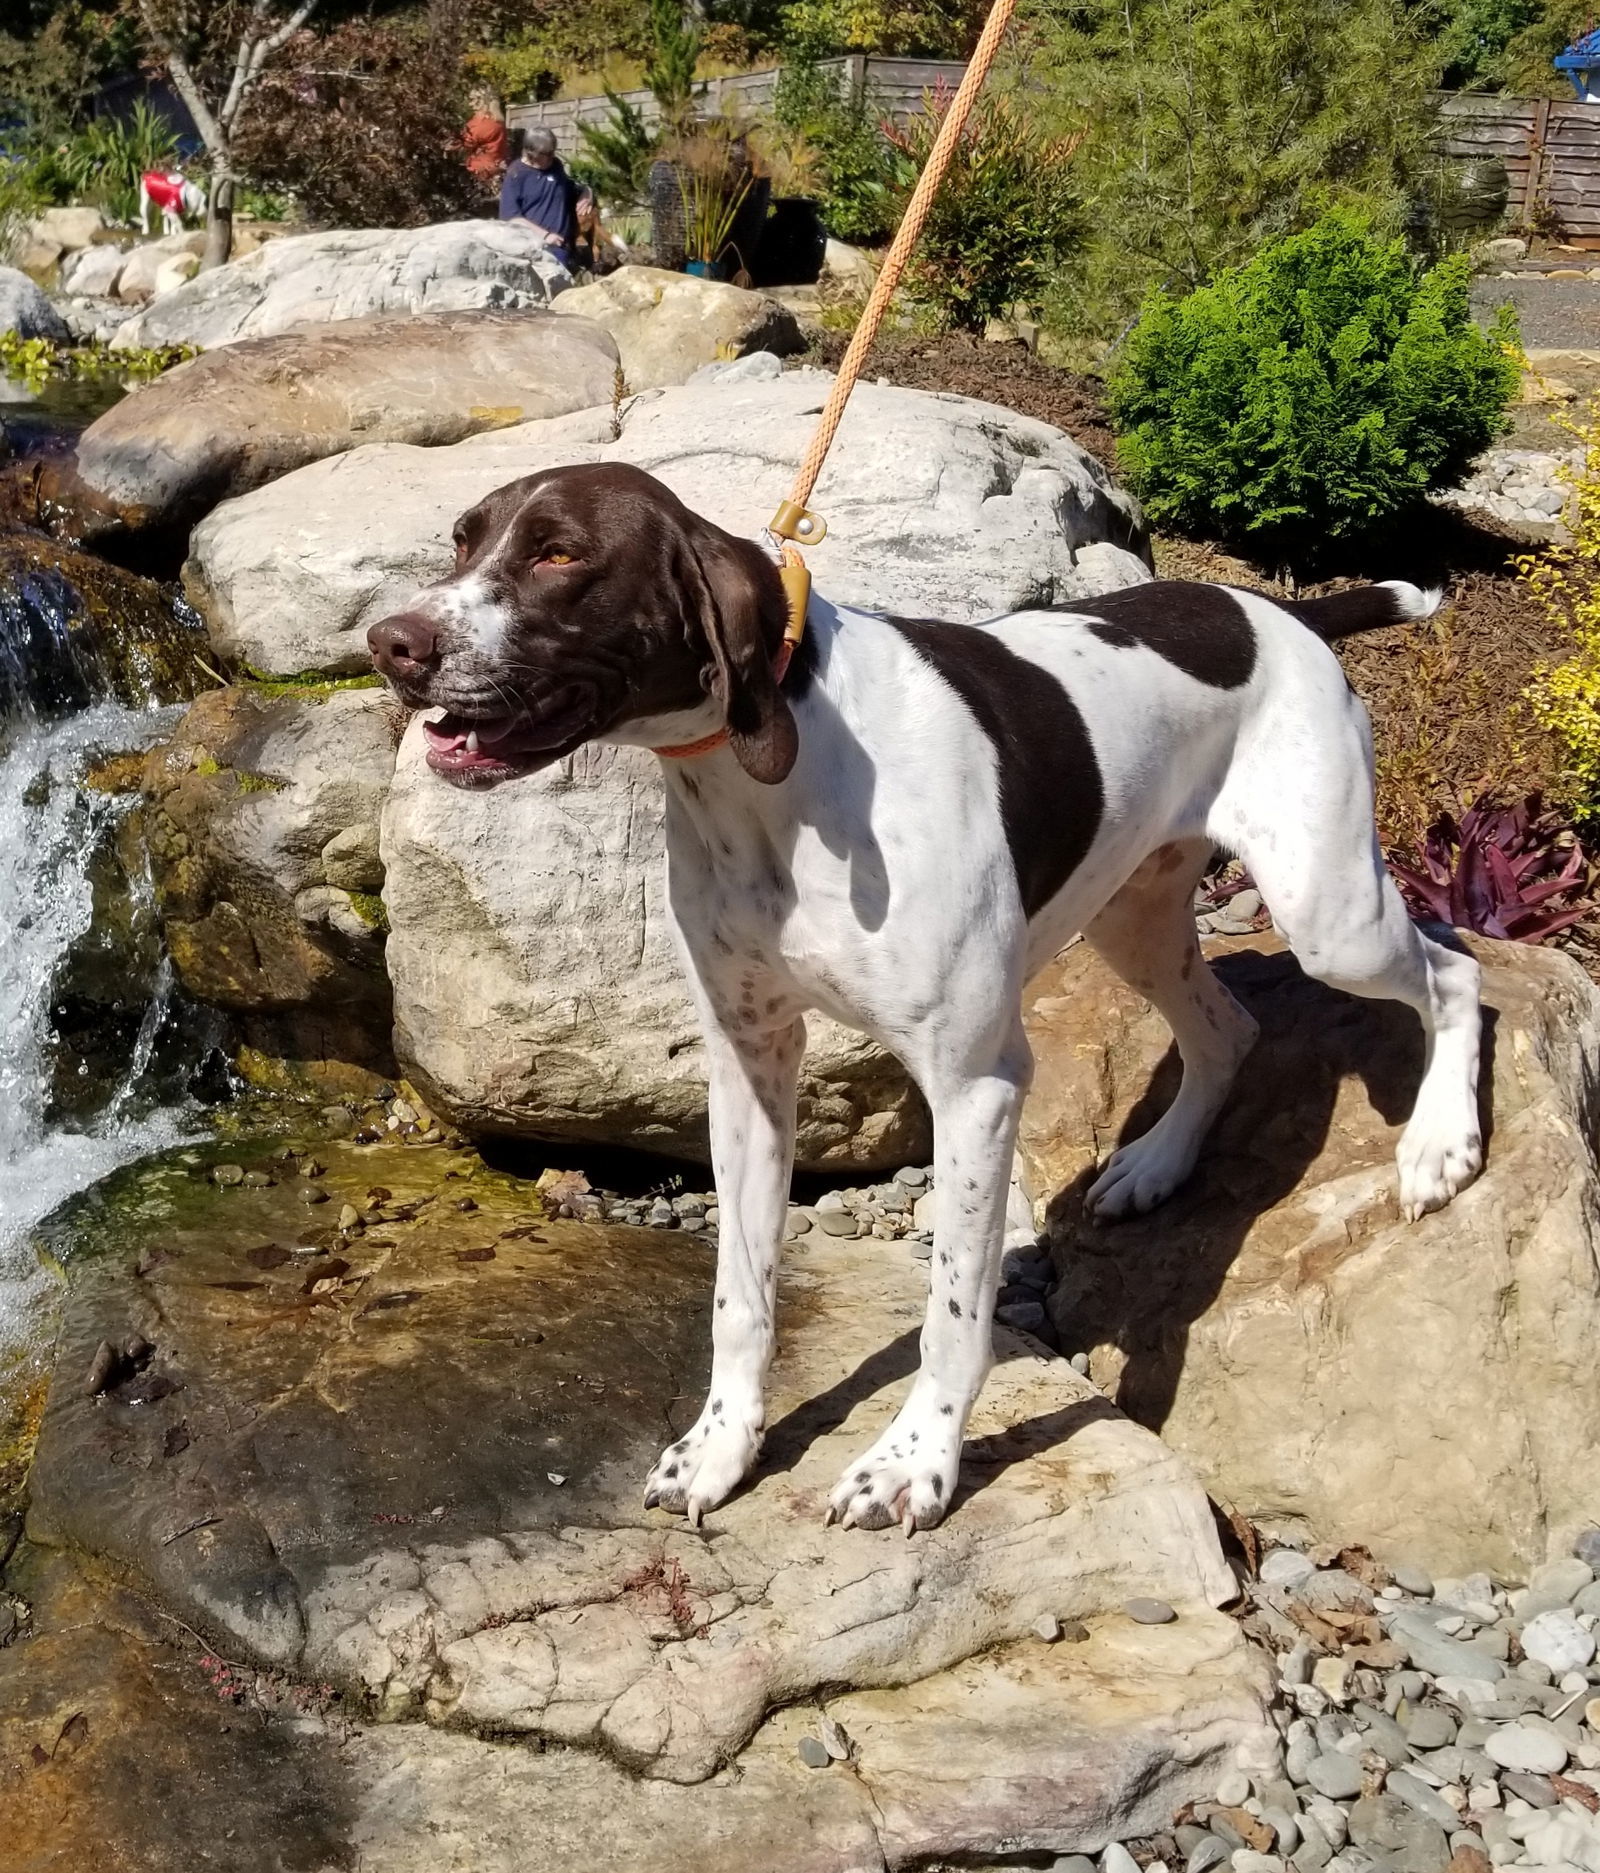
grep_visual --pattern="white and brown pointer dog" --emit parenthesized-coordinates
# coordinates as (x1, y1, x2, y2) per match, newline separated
(368, 463, 1483, 1535)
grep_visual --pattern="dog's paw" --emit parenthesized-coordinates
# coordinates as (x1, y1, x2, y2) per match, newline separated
(643, 1409, 761, 1528)
(827, 1409, 964, 1534)
(1397, 1109, 1483, 1222)
(1084, 1122, 1198, 1220)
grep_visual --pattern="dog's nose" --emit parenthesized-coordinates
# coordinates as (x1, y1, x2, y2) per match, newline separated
(367, 612, 439, 677)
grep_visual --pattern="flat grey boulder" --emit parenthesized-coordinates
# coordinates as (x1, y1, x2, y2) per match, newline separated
(48, 310, 620, 544)
(187, 369, 1148, 678)
(26, 1133, 1266, 1810)
(110, 220, 572, 351)
(0, 263, 69, 342)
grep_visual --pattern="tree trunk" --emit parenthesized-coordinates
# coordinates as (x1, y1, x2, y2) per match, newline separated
(201, 168, 235, 272)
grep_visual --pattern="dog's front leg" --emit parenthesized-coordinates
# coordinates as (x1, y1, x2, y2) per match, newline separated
(644, 1016, 804, 1527)
(829, 1050, 1029, 1533)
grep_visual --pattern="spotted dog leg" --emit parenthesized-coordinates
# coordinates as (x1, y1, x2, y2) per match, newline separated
(643, 1016, 804, 1526)
(827, 1039, 1030, 1534)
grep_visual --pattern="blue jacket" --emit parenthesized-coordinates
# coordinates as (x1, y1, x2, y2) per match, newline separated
(499, 157, 578, 263)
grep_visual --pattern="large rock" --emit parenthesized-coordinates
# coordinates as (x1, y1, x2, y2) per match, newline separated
(551, 265, 804, 389)
(26, 1133, 1268, 1823)
(51, 310, 620, 545)
(1022, 931, 1600, 1581)
(140, 682, 398, 1086)
(59, 241, 128, 298)
(0, 264, 69, 341)
(111, 220, 572, 351)
(31, 205, 105, 253)
(383, 731, 928, 1167)
(187, 370, 1149, 678)
(113, 231, 206, 304)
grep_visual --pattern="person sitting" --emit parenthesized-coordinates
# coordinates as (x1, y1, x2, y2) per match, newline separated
(462, 87, 509, 190)
(499, 127, 578, 269)
(573, 185, 629, 276)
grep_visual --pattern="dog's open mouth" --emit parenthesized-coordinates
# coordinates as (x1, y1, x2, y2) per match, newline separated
(422, 689, 593, 784)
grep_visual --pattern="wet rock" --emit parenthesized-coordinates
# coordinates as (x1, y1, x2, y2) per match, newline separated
(25, 1138, 1265, 1794)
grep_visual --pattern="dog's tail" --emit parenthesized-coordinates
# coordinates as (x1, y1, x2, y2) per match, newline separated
(1283, 579, 1441, 644)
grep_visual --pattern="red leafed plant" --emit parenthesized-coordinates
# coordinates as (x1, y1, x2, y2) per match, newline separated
(1387, 793, 1592, 942)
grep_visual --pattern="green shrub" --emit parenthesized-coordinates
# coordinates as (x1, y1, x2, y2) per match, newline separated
(55, 101, 180, 224)
(881, 92, 1082, 331)
(1107, 212, 1520, 557)
(770, 58, 899, 244)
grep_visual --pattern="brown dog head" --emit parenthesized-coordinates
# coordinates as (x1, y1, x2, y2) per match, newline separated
(367, 463, 796, 788)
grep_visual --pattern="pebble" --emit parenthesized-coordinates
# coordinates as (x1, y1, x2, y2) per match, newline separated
(1392, 1566, 1435, 1598)
(1053, 1859, 1097, 1873)
(1231, 1856, 1284, 1873)
(1519, 1608, 1597, 1675)
(997, 1300, 1047, 1333)
(1034, 1614, 1062, 1642)
(1215, 1768, 1252, 1807)
(797, 1736, 831, 1769)
(1384, 1770, 1462, 1833)
(1389, 1611, 1505, 1683)
(1483, 1724, 1568, 1774)
(1126, 1598, 1177, 1625)
(211, 1163, 245, 1186)
(1574, 1528, 1600, 1573)
(908, 1240, 932, 1261)
(1403, 1707, 1457, 1751)
(1586, 1696, 1600, 1730)
(647, 1199, 675, 1228)
(816, 1209, 861, 1238)
(1495, 1771, 1556, 1809)
(1307, 1753, 1365, 1801)
(1186, 1841, 1229, 1873)
(241, 1169, 273, 1188)
(1311, 1656, 1355, 1706)
(299, 1184, 330, 1205)
(1305, 1796, 1348, 1850)
(784, 1209, 812, 1237)
(338, 1204, 361, 1231)
(1261, 1550, 1317, 1591)
(894, 1165, 928, 1190)
(1101, 1846, 1141, 1873)
(819, 1714, 851, 1761)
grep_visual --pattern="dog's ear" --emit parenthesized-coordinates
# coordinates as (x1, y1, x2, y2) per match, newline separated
(682, 527, 797, 784)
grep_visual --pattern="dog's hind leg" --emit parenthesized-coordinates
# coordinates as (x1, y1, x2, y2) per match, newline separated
(643, 1015, 804, 1525)
(1219, 710, 1483, 1222)
(1082, 837, 1260, 1220)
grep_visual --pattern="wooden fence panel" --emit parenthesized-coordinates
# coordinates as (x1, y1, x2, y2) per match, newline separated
(1433, 91, 1600, 243)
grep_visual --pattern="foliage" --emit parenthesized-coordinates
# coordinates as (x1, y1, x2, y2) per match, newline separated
(1520, 403, 1600, 826)
(644, 0, 702, 138)
(49, 100, 180, 224)
(1108, 212, 1521, 558)
(575, 1, 703, 209)
(674, 129, 753, 266)
(1012, 0, 1444, 339)
(880, 89, 1082, 331)
(233, 19, 483, 228)
(779, 0, 987, 57)
(1388, 793, 1591, 941)
(465, 0, 651, 102)
(1436, 0, 1596, 93)
(0, 330, 196, 393)
(577, 87, 658, 207)
(770, 56, 898, 243)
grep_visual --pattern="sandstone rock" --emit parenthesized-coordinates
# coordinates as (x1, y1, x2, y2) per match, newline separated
(820, 238, 879, 301)
(32, 206, 106, 252)
(112, 220, 571, 350)
(114, 232, 207, 304)
(188, 370, 1148, 678)
(0, 263, 69, 341)
(59, 242, 128, 298)
(382, 730, 929, 1169)
(50, 310, 620, 544)
(151, 251, 201, 298)
(1025, 932, 1600, 1580)
(140, 683, 397, 1080)
(26, 1135, 1264, 1802)
(551, 265, 804, 389)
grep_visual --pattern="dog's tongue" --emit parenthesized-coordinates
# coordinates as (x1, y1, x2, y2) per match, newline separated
(422, 714, 523, 772)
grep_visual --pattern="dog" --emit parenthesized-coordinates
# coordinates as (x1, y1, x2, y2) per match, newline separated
(367, 462, 1484, 1535)
(139, 170, 204, 238)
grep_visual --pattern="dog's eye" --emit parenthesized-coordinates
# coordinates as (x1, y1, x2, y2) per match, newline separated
(533, 553, 578, 575)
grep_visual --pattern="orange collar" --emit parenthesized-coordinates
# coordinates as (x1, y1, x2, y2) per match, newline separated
(652, 635, 797, 761)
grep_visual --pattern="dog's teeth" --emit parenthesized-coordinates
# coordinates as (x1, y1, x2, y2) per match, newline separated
(465, 730, 480, 753)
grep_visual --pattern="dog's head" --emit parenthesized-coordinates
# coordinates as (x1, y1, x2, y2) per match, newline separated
(367, 463, 796, 788)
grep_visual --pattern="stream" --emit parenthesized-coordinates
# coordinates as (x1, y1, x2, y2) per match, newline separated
(0, 381, 215, 1395)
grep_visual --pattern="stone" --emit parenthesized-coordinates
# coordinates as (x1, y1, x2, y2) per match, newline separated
(895, 1166, 928, 1190)
(551, 266, 803, 389)
(0, 263, 70, 341)
(1519, 1609, 1597, 1675)
(112, 220, 571, 350)
(1307, 1754, 1365, 1802)
(1480, 237, 1529, 265)
(50, 310, 620, 546)
(798, 1735, 831, 1768)
(31, 205, 105, 252)
(1232, 1856, 1285, 1873)
(1029, 933, 1600, 1580)
(140, 684, 397, 1087)
(1517, 1557, 1595, 1617)
(820, 238, 880, 300)
(189, 369, 1146, 678)
(1494, 1772, 1556, 1808)
(1127, 1598, 1178, 1624)
(1574, 1529, 1600, 1572)
(1347, 1793, 1452, 1873)
(1312, 1656, 1356, 1705)
(59, 242, 129, 297)
(1262, 1550, 1316, 1591)
(151, 251, 201, 298)
(1386, 1771, 1465, 1833)
(25, 1136, 1264, 1800)
(114, 232, 207, 304)
(1483, 1726, 1568, 1775)
(1215, 1768, 1252, 1806)
(1403, 1708, 1458, 1751)
(996, 1300, 1047, 1334)
(1102, 1848, 1141, 1873)
(1394, 1567, 1436, 1599)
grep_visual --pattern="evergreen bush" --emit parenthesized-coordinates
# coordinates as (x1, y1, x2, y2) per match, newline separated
(1108, 212, 1520, 556)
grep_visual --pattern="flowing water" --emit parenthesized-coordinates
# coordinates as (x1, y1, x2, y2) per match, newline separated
(0, 529, 211, 1387)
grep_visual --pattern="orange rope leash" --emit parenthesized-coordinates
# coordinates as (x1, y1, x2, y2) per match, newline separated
(656, 0, 1019, 759)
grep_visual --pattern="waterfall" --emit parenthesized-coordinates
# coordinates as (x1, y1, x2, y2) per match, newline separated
(0, 543, 209, 1376)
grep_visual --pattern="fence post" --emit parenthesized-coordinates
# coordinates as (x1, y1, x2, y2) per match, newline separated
(847, 54, 866, 106)
(1527, 95, 1552, 227)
